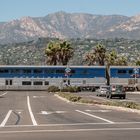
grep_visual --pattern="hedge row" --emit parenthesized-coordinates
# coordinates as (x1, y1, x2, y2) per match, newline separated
(47, 85, 80, 92)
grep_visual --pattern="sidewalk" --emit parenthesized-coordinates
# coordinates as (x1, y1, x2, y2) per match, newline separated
(126, 91, 140, 94)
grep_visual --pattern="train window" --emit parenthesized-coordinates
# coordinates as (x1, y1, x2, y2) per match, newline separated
(56, 69, 65, 73)
(118, 70, 126, 74)
(82, 70, 88, 75)
(34, 69, 42, 74)
(0, 69, 9, 73)
(5, 79, 12, 85)
(23, 69, 31, 74)
(71, 70, 75, 74)
(129, 70, 133, 74)
(11, 69, 21, 73)
(22, 81, 31, 85)
(45, 69, 55, 74)
(33, 81, 43, 85)
(45, 81, 49, 85)
(5, 80, 8, 85)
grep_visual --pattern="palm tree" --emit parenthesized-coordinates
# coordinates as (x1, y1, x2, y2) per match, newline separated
(45, 41, 59, 65)
(116, 56, 128, 66)
(84, 45, 128, 85)
(94, 44, 106, 65)
(84, 52, 96, 65)
(136, 60, 140, 66)
(106, 50, 117, 66)
(45, 40, 74, 65)
(58, 41, 74, 65)
(84, 43, 106, 66)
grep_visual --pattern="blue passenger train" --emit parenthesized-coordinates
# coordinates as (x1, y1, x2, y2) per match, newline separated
(110, 66, 140, 91)
(0, 65, 139, 90)
(0, 65, 106, 90)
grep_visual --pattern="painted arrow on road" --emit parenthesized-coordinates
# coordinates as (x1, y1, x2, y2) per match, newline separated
(39, 111, 67, 115)
(85, 110, 111, 112)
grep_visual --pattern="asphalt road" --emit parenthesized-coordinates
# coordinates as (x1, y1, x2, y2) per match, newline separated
(0, 91, 140, 140)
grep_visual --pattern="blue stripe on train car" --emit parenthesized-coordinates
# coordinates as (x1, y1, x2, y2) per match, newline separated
(110, 66, 140, 78)
(0, 66, 106, 78)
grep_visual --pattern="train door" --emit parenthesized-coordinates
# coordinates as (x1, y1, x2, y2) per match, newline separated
(5, 79, 13, 85)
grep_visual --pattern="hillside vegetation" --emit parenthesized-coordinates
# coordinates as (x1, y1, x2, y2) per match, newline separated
(0, 38, 139, 65)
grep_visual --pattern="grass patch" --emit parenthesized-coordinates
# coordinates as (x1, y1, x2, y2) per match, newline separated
(104, 101, 140, 110)
(57, 92, 140, 110)
(58, 92, 82, 102)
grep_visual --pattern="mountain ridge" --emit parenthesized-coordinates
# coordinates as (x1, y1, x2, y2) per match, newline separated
(0, 11, 140, 44)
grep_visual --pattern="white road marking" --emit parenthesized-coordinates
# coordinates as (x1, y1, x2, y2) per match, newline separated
(55, 111, 66, 113)
(76, 110, 114, 124)
(16, 110, 23, 114)
(0, 127, 140, 134)
(0, 92, 8, 97)
(27, 96, 37, 126)
(39, 111, 66, 115)
(0, 110, 12, 127)
(33, 96, 46, 98)
(3, 121, 140, 128)
(85, 110, 111, 112)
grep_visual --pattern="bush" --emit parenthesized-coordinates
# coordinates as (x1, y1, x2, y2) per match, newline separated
(79, 99, 102, 104)
(61, 86, 79, 92)
(105, 101, 140, 110)
(47, 86, 60, 92)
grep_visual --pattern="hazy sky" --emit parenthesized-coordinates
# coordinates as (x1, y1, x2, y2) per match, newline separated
(0, 0, 140, 22)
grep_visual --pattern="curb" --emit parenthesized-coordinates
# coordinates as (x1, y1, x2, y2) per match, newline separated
(95, 104, 140, 114)
(54, 94, 70, 103)
(126, 92, 140, 94)
(55, 94, 140, 114)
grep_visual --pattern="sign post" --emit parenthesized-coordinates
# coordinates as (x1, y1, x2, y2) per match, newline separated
(65, 66, 71, 86)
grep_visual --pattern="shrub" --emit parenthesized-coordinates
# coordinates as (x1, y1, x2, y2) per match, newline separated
(47, 86, 60, 92)
(79, 99, 102, 105)
(61, 86, 79, 92)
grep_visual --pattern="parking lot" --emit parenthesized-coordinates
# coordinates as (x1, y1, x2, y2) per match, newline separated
(0, 91, 140, 140)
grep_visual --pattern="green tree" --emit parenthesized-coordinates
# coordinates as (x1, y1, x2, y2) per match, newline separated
(84, 52, 96, 65)
(84, 44, 106, 66)
(136, 60, 140, 66)
(58, 41, 74, 65)
(45, 41, 59, 65)
(116, 56, 128, 66)
(94, 44, 106, 65)
(106, 50, 117, 65)
(84, 44, 128, 85)
(45, 40, 74, 65)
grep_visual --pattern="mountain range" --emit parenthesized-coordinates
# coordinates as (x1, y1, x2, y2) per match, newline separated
(0, 11, 140, 44)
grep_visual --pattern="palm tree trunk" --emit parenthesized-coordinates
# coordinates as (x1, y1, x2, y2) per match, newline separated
(106, 64, 110, 85)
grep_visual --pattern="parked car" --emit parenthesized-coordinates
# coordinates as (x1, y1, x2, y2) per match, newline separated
(106, 85, 126, 99)
(96, 85, 110, 97)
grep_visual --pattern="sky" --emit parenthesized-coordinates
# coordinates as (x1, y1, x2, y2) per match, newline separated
(0, 0, 140, 22)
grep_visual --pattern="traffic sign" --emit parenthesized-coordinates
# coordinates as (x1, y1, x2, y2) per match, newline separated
(65, 67, 71, 73)
(134, 68, 139, 74)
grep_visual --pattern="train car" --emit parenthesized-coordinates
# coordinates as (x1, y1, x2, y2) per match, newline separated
(110, 66, 140, 91)
(0, 65, 106, 90)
